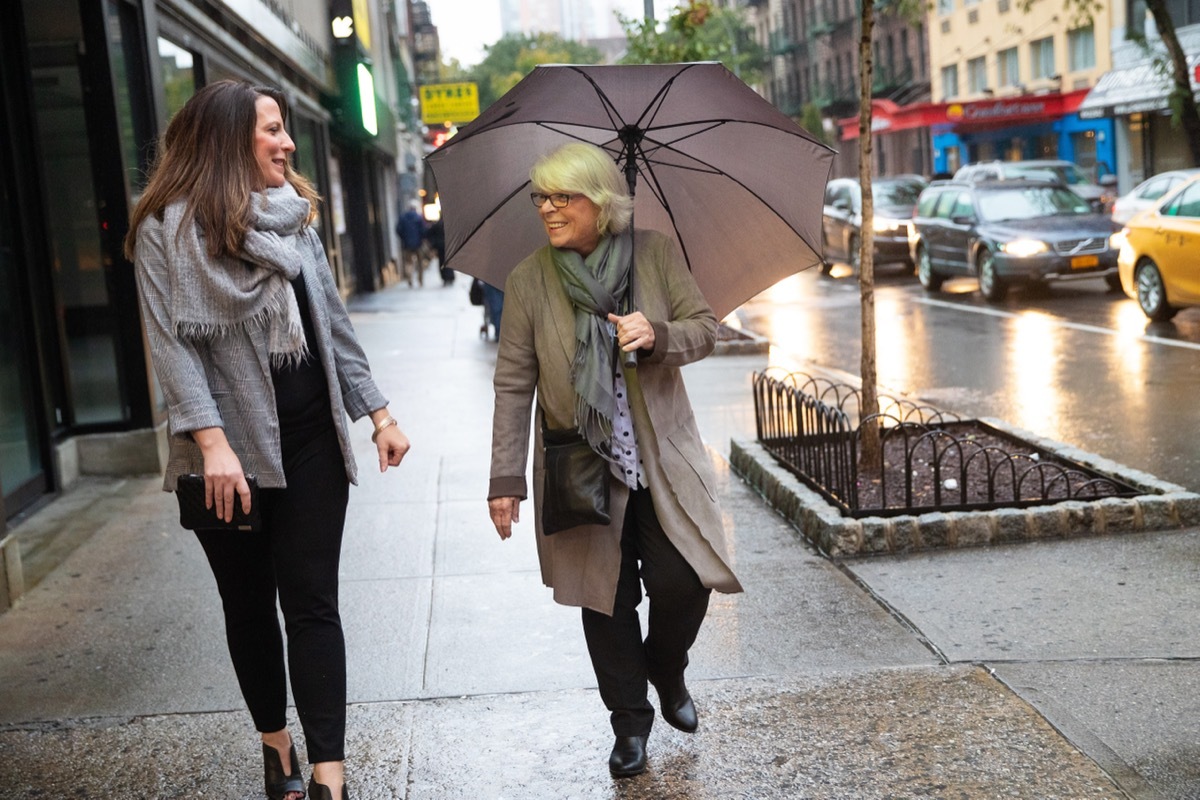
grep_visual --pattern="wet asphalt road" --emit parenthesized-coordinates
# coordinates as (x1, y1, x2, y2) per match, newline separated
(731, 265, 1200, 492)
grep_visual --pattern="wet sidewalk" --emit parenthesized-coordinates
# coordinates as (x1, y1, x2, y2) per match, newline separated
(0, 275, 1196, 798)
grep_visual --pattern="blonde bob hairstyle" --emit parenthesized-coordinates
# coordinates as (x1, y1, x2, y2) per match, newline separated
(530, 142, 634, 237)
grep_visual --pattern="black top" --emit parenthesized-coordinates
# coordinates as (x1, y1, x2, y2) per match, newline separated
(272, 275, 332, 436)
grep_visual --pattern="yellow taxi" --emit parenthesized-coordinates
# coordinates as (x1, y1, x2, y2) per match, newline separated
(1116, 172, 1200, 320)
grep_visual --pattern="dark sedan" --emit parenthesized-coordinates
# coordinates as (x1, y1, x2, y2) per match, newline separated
(821, 176, 926, 274)
(910, 180, 1120, 302)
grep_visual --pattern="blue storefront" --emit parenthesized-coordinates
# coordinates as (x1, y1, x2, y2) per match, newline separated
(930, 89, 1116, 179)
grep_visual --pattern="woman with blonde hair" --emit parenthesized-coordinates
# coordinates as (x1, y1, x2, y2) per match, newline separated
(487, 141, 742, 778)
(127, 79, 409, 800)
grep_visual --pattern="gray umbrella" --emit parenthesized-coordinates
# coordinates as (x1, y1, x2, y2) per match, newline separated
(424, 62, 835, 319)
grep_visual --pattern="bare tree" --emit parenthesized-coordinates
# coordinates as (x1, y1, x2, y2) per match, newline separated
(857, 0, 881, 470)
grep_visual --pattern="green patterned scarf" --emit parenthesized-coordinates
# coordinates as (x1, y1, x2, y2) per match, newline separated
(550, 229, 632, 459)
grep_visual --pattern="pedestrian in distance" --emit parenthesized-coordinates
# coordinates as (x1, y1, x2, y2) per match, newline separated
(396, 201, 427, 287)
(125, 79, 410, 800)
(487, 142, 743, 778)
(425, 216, 453, 286)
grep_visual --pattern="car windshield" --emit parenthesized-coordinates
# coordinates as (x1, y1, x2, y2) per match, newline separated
(875, 180, 924, 206)
(1007, 163, 1089, 185)
(977, 186, 1091, 221)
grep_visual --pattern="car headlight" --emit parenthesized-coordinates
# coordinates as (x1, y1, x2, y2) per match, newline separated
(999, 239, 1049, 258)
(873, 216, 904, 233)
(1109, 229, 1127, 250)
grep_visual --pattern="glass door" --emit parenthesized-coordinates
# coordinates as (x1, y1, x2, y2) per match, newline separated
(0, 143, 47, 512)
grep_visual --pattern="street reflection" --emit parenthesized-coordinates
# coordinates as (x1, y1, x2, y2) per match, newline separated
(875, 290, 912, 390)
(1008, 311, 1063, 440)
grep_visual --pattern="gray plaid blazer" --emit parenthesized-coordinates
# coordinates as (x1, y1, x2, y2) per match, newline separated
(134, 214, 388, 490)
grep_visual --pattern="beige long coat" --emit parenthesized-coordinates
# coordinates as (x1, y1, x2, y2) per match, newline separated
(488, 229, 743, 615)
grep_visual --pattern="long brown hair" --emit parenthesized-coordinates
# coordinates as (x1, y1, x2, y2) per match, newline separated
(124, 80, 320, 260)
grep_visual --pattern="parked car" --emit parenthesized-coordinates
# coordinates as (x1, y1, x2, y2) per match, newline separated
(910, 180, 1120, 302)
(1110, 168, 1200, 224)
(821, 176, 927, 273)
(1115, 172, 1200, 320)
(953, 159, 1118, 212)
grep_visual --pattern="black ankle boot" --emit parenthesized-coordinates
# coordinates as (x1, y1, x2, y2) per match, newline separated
(608, 735, 648, 778)
(262, 742, 304, 800)
(651, 672, 698, 733)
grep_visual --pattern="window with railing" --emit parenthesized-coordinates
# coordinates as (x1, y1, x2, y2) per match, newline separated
(937, 0, 954, 14)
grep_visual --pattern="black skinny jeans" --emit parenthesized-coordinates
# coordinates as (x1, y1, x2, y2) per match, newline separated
(196, 424, 349, 763)
(581, 486, 712, 737)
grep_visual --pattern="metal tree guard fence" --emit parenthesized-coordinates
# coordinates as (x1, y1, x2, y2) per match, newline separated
(752, 370, 1140, 518)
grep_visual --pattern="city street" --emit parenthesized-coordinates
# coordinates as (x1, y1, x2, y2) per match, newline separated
(3, 274, 1200, 798)
(733, 266, 1200, 492)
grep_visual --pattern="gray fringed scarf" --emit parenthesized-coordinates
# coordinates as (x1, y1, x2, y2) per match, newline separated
(550, 229, 632, 459)
(163, 182, 312, 367)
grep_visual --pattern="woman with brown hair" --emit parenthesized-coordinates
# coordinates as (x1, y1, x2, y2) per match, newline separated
(126, 80, 408, 800)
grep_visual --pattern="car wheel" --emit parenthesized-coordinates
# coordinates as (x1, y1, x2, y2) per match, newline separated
(1135, 260, 1178, 321)
(977, 249, 1007, 302)
(917, 245, 943, 291)
(849, 234, 861, 274)
(1104, 273, 1123, 293)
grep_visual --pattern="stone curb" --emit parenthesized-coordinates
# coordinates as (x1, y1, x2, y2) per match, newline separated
(729, 425, 1200, 558)
(713, 324, 770, 356)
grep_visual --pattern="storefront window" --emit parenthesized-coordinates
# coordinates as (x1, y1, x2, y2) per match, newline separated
(23, 0, 126, 425)
(157, 37, 196, 122)
(0, 158, 44, 500)
(105, 0, 153, 193)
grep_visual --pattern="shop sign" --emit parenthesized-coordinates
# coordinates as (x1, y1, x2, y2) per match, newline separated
(421, 83, 480, 125)
(947, 99, 1048, 122)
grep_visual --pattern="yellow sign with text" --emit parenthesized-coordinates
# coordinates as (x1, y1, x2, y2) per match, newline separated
(420, 82, 480, 125)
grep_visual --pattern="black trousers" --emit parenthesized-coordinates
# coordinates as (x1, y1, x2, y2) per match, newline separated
(195, 425, 349, 763)
(581, 487, 712, 737)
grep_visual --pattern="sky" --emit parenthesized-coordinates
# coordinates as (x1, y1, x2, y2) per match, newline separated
(426, 0, 674, 66)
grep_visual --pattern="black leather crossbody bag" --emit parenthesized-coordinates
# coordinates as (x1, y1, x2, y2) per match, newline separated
(541, 427, 611, 535)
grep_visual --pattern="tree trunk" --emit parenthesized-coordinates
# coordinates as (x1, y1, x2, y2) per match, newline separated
(1145, 0, 1200, 165)
(857, 0, 880, 471)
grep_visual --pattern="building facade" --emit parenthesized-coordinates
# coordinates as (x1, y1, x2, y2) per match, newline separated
(0, 0, 417, 537)
(922, 0, 1116, 179)
(751, 0, 933, 178)
(1079, 0, 1200, 193)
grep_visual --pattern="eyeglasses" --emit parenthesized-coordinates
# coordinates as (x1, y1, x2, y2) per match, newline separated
(530, 192, 580, 209)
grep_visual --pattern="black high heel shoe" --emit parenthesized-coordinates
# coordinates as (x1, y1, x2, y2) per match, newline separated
(307, 777, 350, 800)
(262, 742, 305, 800)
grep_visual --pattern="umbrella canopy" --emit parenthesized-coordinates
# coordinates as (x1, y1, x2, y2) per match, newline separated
(424, 62, 835, 319)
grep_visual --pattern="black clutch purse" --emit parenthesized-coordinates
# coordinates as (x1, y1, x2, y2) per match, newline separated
(541, 427, 611, 535)
(176, 474, 262, 532)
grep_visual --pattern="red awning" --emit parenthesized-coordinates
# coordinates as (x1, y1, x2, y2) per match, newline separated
(839, 89, 1089, 140)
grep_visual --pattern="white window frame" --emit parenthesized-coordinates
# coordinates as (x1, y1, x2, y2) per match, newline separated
(997, 46, 1019, 87)
(1068, 26, 1096, 71)
(1030, 36, 1056, 80)
(941, 63, 960, 99)
(967, 56, 988, 93)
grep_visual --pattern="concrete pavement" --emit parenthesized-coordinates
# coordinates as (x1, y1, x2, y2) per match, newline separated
(1, 273, 1198, 798)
